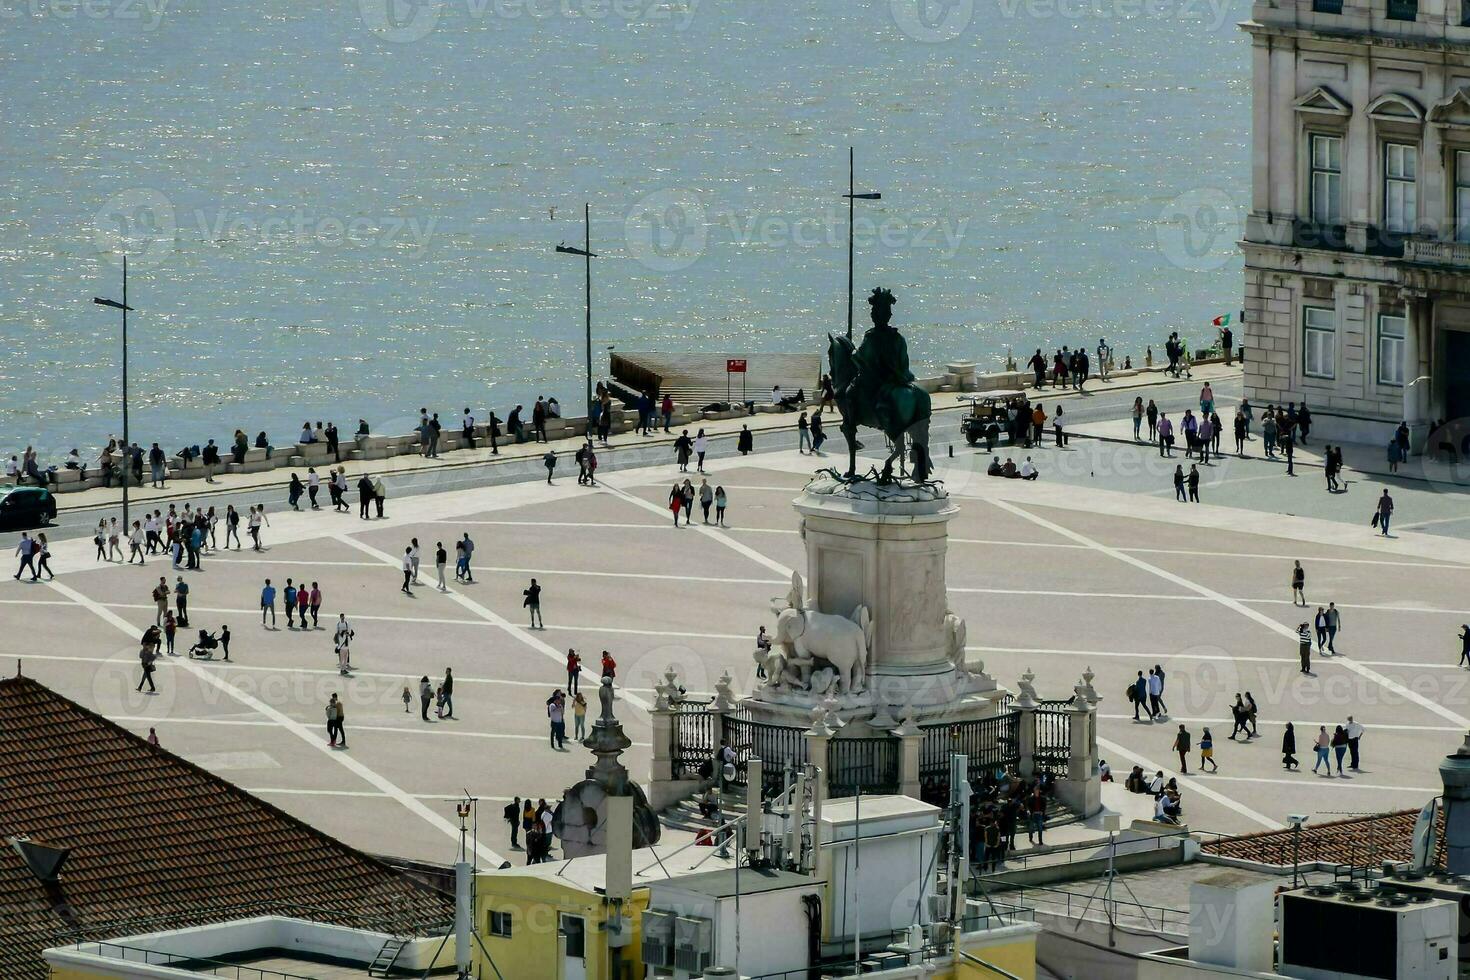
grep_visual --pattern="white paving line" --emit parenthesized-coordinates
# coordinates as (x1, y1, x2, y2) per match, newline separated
(43, 576, 505, 866)
(972, 644, 1470, 674)
(1095, 713, 1458, 733)
(420, 520, 663, 529)
(604, 485, 796, 580)
(1170, 773, 1440, 794)
(989, 498, 1470, 732)
(1095, 735, 1282, 829)
(332, 533, 654, 714)
(102, 601, 488, 628)
(110, 715, 651, 746)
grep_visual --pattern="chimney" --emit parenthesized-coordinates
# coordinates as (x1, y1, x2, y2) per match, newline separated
(1439, 733, 1470, 873)
(8, 836, 70, 883)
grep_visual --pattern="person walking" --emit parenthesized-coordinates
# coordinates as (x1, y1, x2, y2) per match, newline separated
(669, 482, 684, 527)
(434, 541, 448, 592)
(1314, 606, 1328, 654)
(600, 650, 617, 684)
(325, 693, 343, 747)
(699, 479, 713, 524)
(798, 411, 811, 454)
(1229, 693, 1249, 740)
(248, 505, 268, 551)
(1053, 405, 1067, 447)
(1375, 488, 1394, 536)
(1325, 602, 1340, 654)
(1131, 397, 1144, 442)
(151, 577, 169, 626)
(13, 532, 37, 580)
(126, 522, 145, 565)
(1345, 715, 1364, 771)
(33, 534, 53, 579)
(1172, 724, 1190, 773)
(524, 578, 543, 629)
(543, 450, 557, 484)
(400, 548, 414, 595)
(674, 430, 692, 472)
(1291, 560, 1305, 606)
(136, 643, 158, 693)
(1331, 725, 1349, 775)
(1131, 671, 1151, 721)
(461, 533, 475, 582)
(1233, 409, 1246, 456)
(1244, 692, 1259, 737)
(1157, 413, 1173, 457)
(334, 614, 353, 675)
(357, 474, 374, 520)
(1025, 785, 1046, 845)
(714, 485, 728, 526)
(1199, 727, 1218, 772)
(1311, 725, 1331, 774)
(737, 424, 753, 455)
(1281, 722, 1298, 770)
(288, 473, 305, 511)
(1173, 465, 1185, 502)
(260, 579, 276, 628)
(441, 668, 454, 718)
(225, 505, 242, 549)
(1460, 624, 1470, 668)
(307, 467, 321, 509)
(284, 579, 298, 629)
(408, 538, 422, 586)
(373, 475, 386, 518)
(1147, 668, 1165, 719)
(309, 582, 322, 627)
(1297, 622, 1312, 674)
(1187, 464, 1200, 503)
(419, 675, 433, 721)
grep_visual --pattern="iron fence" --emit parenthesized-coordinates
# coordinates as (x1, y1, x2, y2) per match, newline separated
(918, 712, 1022, 805)
(1032, 709, 1071, 777)
(722, 711, 807, 797)
(827, 736, 900, 797)
(672, 698, 715, 779)
(71, 942, 318, 980)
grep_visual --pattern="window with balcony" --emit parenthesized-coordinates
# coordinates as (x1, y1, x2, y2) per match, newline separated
(1387, 0, 1417, 18)
(1310, 135, 1342, 226)
(1384, 142, 1417, 234)
(1457, 152, 1470, 242)
(1304, 307, 1336, 380)
(1377, 314, 1406, 385)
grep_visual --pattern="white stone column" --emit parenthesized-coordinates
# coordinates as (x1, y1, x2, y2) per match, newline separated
(892, 712, 923, 801)
(1013, 670, 1038, 780)
(1251, 37, 1273, 217)
(1404, 297, 1425, 439)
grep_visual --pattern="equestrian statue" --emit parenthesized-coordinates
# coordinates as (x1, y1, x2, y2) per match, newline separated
(827, 287, 933, 483)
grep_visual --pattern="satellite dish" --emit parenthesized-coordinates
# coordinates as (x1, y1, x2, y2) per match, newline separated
(1411, 799, 1439, 871)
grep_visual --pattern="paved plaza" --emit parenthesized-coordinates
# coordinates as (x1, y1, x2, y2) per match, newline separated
(4, 405, 1468, 866)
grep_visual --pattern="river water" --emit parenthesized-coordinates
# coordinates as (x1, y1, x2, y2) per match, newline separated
(0, 0, 1249, 458)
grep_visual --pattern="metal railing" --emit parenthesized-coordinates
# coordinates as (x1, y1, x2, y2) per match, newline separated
(69, 941, 320, 979)
(828, 736, 900, 796)
(986, 883, 1188, 937)
(918, 712, 1021, 804)
(1032, 708, 1071, 777)
(973, 828, 1187, 876)
(722, 711, 808, 797)
(672, 697, 715, 779)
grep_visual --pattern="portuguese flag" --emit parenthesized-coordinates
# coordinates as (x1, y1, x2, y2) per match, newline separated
(1211, 313, 1232, 327)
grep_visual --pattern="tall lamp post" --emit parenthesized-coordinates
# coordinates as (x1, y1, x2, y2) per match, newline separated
(555, 204, 597, 442)
(93, 255, 135, 529)
(843, 147, 882, 339)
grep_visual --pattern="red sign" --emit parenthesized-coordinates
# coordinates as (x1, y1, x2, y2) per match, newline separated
(726, 359, 747, 373)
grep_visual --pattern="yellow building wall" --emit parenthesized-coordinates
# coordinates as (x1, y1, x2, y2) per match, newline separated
(475, 874, 650, 980)
(953, 933, 1038, 980)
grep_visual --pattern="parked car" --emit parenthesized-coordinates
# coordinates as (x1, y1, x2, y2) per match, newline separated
(960, 390, 1025, 446)
(0, 485, 57, 529)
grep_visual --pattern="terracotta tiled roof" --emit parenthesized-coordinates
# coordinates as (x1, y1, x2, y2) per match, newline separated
(1201, 808, 1443, 869)
(0, 674, 453, 980)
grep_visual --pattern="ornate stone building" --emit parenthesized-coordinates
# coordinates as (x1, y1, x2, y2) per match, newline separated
(1242, 0, 1470, 445)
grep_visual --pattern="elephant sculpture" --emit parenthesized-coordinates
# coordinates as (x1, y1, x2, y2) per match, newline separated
(774, 603, 872, 695)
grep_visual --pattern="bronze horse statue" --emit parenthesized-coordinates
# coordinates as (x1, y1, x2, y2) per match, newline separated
(827, 287, 932, 483)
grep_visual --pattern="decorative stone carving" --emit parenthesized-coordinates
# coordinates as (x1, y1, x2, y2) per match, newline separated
(771, 572, 873, 696)
(944, 611, 967, 671)
(1081, 666, 1100, 705)
(1014, 669, 1039, 710)
(712, 671, 736, 711)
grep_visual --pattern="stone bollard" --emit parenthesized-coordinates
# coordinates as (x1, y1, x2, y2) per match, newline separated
(892, 707, 923, 801)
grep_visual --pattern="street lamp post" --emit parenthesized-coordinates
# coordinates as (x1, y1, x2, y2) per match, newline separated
(843, 147, 881, 339)
(93, 255, 135, 529)
(556, 204, 597, 442)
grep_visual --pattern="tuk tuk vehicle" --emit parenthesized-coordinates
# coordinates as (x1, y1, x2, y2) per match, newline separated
(960, 390, 1026, 447)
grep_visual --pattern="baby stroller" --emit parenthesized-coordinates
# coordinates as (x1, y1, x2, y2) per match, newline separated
(188, 629, 219, 659)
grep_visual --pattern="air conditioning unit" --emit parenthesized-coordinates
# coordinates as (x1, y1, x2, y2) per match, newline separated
(673, 915, 712, 975)
(1280, 888, 1456, 980)
(641, 909, 674, 968)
